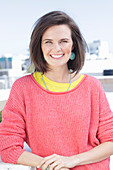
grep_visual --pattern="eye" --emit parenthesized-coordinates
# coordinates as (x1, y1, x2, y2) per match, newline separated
(45, 41, 52, 44)
(61, 40, 68, 43)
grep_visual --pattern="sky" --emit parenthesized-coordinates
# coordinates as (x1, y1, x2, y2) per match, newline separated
(0, 0, 113, 56)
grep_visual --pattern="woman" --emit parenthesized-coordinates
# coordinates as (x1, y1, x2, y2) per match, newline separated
(0, 11, 113, 170)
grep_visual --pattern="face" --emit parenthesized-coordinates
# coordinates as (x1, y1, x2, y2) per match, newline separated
(41, 24, 73, 69)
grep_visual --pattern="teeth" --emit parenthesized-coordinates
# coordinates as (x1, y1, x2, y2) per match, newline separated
(51, 54, 63, 58)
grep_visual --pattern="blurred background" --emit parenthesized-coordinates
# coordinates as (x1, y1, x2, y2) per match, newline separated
(0, 0, 113, 168)
(0, 0, 113, 109)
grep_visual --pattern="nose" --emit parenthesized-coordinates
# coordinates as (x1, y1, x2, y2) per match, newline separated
(53, 43, 61, 51)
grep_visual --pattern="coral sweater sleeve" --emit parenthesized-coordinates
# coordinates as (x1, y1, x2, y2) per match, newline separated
(0, 80, 26, 163)
(88, 76, 113, 145)
(97, 82, 113, 143)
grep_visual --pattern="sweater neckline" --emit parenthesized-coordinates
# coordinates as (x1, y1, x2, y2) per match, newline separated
(31, 73, 87, 95)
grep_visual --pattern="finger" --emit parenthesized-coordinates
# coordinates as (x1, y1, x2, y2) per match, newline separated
(49, 160, 61, 170)
(37, 159, 46, 169)
(37, 154, 59, 169)
(41, 157, 58, 170)
(54, 164, 64, 170)
(39, 154, 57, 168)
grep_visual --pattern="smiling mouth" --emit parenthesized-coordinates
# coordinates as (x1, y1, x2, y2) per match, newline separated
(50, 54, 64, 59)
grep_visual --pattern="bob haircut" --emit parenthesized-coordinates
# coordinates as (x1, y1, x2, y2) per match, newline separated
(30, 11, 87, 74)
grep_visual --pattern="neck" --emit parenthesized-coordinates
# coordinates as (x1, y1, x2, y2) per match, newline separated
(44, 66, 71, 83)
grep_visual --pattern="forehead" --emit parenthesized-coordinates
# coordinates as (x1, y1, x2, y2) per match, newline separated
(42, 24, 72, 39)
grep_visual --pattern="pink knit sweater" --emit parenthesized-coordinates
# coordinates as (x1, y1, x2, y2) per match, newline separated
(0, 74, 113, 170)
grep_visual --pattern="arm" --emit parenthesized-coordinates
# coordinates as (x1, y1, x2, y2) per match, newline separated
(17, 151, 69, 170)
(0, 80, 26, 163)
(0, 81, 43, 168)
(76, 141, 113, 165)
(38, 141, 113, 170)
(17, 151, 43, 167)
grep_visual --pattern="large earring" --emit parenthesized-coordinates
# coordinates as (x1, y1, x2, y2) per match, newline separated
(70, 52, 76, 60)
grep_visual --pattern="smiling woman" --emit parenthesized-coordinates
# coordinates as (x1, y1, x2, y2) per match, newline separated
(0, 10, 113, 170)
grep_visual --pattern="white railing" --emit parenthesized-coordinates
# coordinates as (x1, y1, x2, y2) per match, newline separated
(0, 161, 36, 170)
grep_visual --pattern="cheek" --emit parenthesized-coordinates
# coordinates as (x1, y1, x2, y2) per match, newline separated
(41, 47, 47, 55)
(42, 46, 51, 55)
(65, 46, 72, 54)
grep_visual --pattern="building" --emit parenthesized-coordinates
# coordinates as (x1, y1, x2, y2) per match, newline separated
(88, 40, 109, 60)
(81, 40, 113, 76)
(0, 56, 12, 69)
(0, 54, 29, 89)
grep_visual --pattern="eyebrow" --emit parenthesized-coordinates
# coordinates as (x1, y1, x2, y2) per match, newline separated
(43, 38, 70, 41)
(43, 39, 53, 42)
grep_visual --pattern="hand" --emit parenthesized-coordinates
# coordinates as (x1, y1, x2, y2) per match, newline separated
(37, 154, 80, 170)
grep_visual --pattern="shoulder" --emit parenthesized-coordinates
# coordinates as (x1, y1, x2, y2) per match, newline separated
(84, 74, 103, 91)
(11, 73, 33, 90)
(85, 74, 101, 84)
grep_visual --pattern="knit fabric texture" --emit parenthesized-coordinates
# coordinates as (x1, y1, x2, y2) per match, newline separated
(0, 74, 113, 170)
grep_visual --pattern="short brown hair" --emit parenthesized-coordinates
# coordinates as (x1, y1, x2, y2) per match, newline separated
(30, 11, 87, 74)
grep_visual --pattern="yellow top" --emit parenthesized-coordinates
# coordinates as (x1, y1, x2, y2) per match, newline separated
(33, 72, 84, 92)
